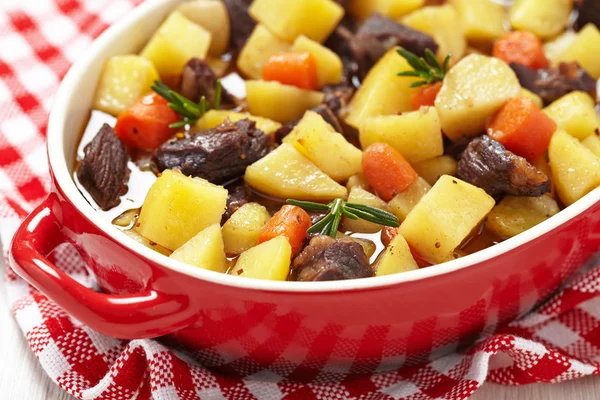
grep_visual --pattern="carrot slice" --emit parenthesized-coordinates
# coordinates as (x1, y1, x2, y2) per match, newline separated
(487, 97, 557, 161)
(411, 81, 443, 110)
(262, 52, 318, 90)
(492, 31, 548, 70)
(381, 226, 399, 247)
(259, 205, 312, 256)
(114, 93, 179, 150)
(362, 143, 419, 201)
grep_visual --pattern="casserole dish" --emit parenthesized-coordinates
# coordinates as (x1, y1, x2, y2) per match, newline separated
(8, 0, 600, 376)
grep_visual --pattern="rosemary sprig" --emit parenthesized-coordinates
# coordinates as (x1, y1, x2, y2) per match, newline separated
(396, 48, 451, 88)
(151, 80, 222, 128)
(287, 198, 400, 238)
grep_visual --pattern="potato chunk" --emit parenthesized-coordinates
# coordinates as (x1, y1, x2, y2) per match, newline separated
(194, 110, 282, 134)
(582, 135, 600, 158)
(375, 234, 419, 277)
(543, 91, 600, 140)
(283, 111, 362, 181)
(245, 143, 347, 201)
(138, 170, 228, 250)
(449, 0, 506, 43)
(548, 130, 600, 206)
(237, 25, 291, 79)
(359, 107, 443, 163)
(350, 0, 424, 20)
(554, 24, 600, 79)
(170, 224, 227, 273)
(93, 55, 159, 116)
(344, 47, 419, 129)
(141, 11, 211, 79)
(402, 4, 466, 65)
(434, 54, 520, 141)
(387, 177, 431, 222)
(520, 88, 543, 108)
(123, 230, 171, 256)
(176, 0, 230, 56)
(292, 35, 343, 87)
(249, 0, 344, 43)
(346, 173, 370, 192)
(486, 196, 560, 240)
(230, 236, 292, 281)
(222, 203, 271, 256)
(246, 80, 324, 122)
(413, 156, 458, 186)
(510, 0, 572, 40)
(341, 187, 389, 233)
(399, 175, 495, 263)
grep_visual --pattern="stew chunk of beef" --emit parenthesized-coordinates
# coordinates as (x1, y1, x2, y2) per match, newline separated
(155, 119, 272, 184)
(223, 182, 252, 222)
(575, 0, 600, 30)
(457, 136, 551, 198)
(351, 14, 438, 78)
(292, 236, 372, 281)
(510, 62, 596, 105)
(180, 58, 236, 106)
(77, 124, 130, 210)
(222, 0, 256, 53)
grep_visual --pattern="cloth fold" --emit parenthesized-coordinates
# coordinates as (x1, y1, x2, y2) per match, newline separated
(1, 1, 599, 399)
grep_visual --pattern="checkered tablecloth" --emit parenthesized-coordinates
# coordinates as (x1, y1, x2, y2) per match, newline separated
(1, 1, 600, 399)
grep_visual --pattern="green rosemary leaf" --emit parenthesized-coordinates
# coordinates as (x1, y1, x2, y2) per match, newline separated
(424, 48, 441, 71)
(214, 80, 222, 110)
(396, 49, 451, 88)
(308, 214, 334, 234)
(409, 80, 430, 88)
(341, 208, 359, 220)
(397, 71, 422, 77)
(286, 199, 331, 211)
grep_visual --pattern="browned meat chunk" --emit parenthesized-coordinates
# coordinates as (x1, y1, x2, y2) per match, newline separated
(223, 182, 252, 222)
(77, 124, 130, 211)
(180, 58, 236, 106)
(325, 14, 360, 85)
(457, 136, 551, 197)
(322, 83, 355, 114)
(292, 236, 372, 281)
(222, 0, 256, 53)
(351, 14, 438, 78)
(575, 0, 600, 30)
(155, 119, 272, 184)
(510, 62, 597, 105)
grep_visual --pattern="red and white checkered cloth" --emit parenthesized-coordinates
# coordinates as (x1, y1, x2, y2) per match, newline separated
(1, 1, 600, 399)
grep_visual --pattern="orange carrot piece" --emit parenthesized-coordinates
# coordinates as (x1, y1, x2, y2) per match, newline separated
(381, 226, 399, 247)
(262, 52, 318, 90)
(411, 81, 443, 110)
(362, 143, 419, 201)
(259, 205, 312, 256)
(487, 97, 557, 161)
(492, 31, 548, 70)
(114, 93, 179, 150)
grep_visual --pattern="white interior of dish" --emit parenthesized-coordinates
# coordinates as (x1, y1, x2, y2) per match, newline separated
(48, 0, 600, 292)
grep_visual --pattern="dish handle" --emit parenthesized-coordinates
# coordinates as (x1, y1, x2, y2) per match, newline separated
(8, 195, 197, 339)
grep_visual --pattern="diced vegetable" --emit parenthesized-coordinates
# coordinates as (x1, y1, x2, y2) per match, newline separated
(520, 88, 543, 108)
(487, 97, 557, 161)
(350, 0, 425, 20)
(138, 170, 228, 250)
(291, 35, 343, 87)
(362, 143, 419, 201)
(230, 236, 292, 281)
(283, 111, 362, 181)
(222, 203, 271, 256)
(237, 25, 291, 80)
(553, 24, 600, 79)
(543, 91, 600, 140)
(381, 226, 399, 247)
(387, 177, 431, 222)
(509, 0, 573, 40)
(492, 31, 548, 69)
(341, 187, 389, 233)
(543, 30, 578, 62)
(114, 93, 179, 150)
(413, 156, 458, 186)
(176, 0, 230, 56)
(344, 47, 419, 129)
(123, 230, 171, 256)
(245, 143, 348, 201)
(399, 175, 495, 264)
(170, 224, 227, 273)
(548, 130, 600, 206)
(411, 82, 443, 110)
(582, 135, 600, 158)
(402, 4, 466, 66)
(140, 11, 212, 79)
(359, 107, 443, 163)
(249, 0, 344, 43)
(259, 205, 312, 256)
(194, 110, 281, 134)
(93, 55, 159, 116)
(346, 173, 370, 192)
(531, 154, 555, 198)
(246, 80, 324, 122)
(263, 52, 318, 90)
(374, 234, 419, 277)
(486, 196, 560, 240)
(434, 54, 521, 141)
(449, 0, 506, 43)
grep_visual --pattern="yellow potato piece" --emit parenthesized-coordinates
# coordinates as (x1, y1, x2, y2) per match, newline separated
(222, 203, 271, 256)
(292, 35, 343, 87)
(237, 25, 291, 80)
(449, 0, 506, 43)
(176, 0, 230, 56)
(387, 177, 431, 222)
(230, 236, 292, 281)
(342, 187, 389, 234)
(122, 230, 171, 256)
(520, 88, 543, 109)
(375, 234, 419, 277)
(350, 0, 424, 20)
(194, 110, 282, 134)
(554, 24, 600, 79)
(544, 31, 578, 63)
(245, 143, 348, 201)
(246, 80, 324, 122)
(170, 224, 228, 273)
(543, 91, 600, 140)
(582, 135, 600, 158)
(510, 0, 573, 40)
(486, 196, 560, 240)
(346, 173, 370, 192)
(413, 156, 458, 186)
